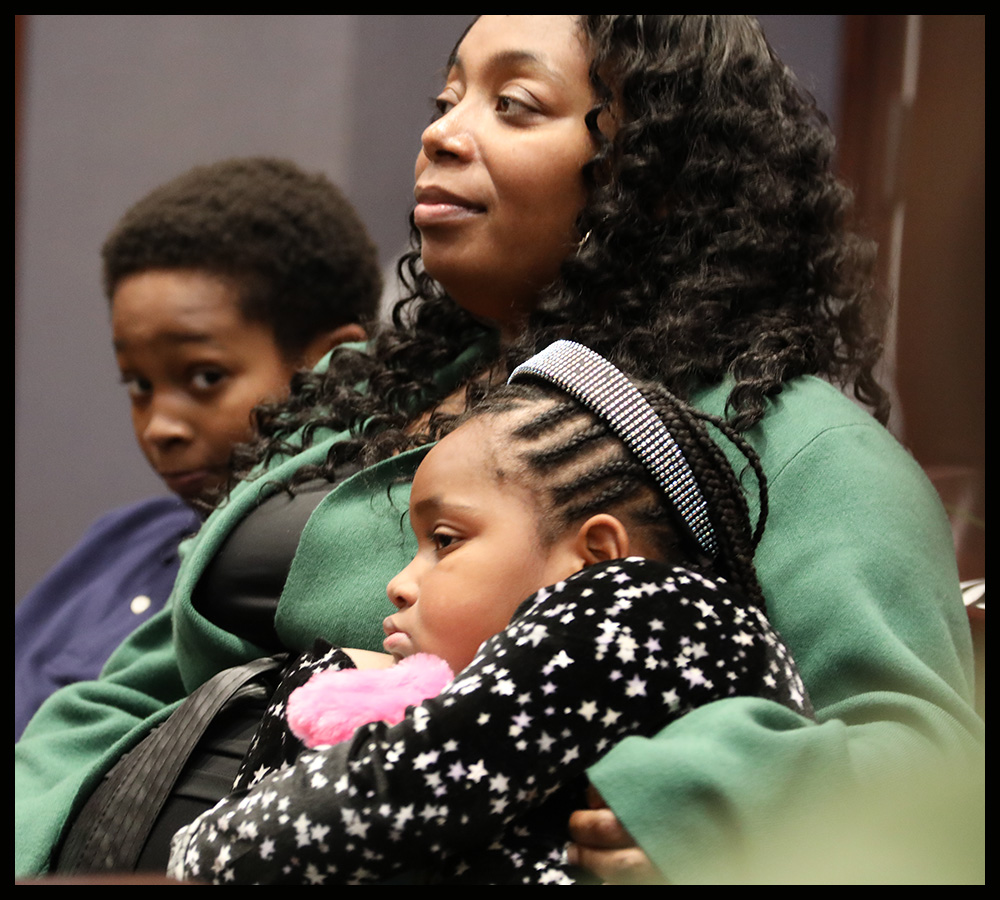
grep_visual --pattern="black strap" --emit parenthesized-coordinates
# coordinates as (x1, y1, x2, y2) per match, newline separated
(57, 656, 285, 873)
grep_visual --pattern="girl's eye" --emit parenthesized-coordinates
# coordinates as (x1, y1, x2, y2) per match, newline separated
(431, 532, 459, 553)
(191, 369, 227, 391)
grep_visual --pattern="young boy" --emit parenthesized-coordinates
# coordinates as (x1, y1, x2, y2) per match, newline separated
(15, 158, 382, 739)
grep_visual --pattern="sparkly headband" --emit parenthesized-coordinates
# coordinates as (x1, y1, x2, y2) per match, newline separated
(508, 340, 718, 557)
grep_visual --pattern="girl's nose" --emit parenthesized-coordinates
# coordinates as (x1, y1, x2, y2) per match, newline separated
(386, 558, 419, 610)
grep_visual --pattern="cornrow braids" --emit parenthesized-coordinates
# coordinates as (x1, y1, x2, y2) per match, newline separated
(463, 381, 768, 611)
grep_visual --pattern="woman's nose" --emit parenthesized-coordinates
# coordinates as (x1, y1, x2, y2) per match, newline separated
(420, 103, 475, 163)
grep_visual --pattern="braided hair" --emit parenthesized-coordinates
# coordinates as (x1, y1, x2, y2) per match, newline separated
(459, 380, 768, 611)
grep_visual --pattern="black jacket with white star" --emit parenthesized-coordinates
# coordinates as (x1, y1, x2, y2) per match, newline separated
(169, 558, 810, 884)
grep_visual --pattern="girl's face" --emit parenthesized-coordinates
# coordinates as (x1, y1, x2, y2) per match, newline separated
(414, 15, 596, 336)
(384, 416, 584, 673)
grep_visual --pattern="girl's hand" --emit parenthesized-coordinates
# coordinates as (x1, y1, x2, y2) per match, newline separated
(340, 648, 395, 669)
(567, 786, 667, 884)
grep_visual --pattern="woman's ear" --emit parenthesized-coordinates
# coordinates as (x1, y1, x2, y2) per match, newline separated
(573, 514, 632, 565)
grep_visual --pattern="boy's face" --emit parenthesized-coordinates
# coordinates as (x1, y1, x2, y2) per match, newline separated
(384, 417, 583, 673)
(111, 269, 299, 504)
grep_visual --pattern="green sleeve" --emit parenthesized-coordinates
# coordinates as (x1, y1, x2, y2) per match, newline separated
(14, 443, 424, 878)
(15, 606, 184, 876)
(14, 342, 483, 879)
(14, 442, 330, 877)
(589, 385, 984, 883)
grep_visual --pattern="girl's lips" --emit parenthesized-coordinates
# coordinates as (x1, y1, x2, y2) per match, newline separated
(382, 616, 415, 660)
(382, 630, 415, 660)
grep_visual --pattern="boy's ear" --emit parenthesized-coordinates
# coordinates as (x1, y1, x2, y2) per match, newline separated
(298, 323, 369, 368)
(573, 514, 632, 566)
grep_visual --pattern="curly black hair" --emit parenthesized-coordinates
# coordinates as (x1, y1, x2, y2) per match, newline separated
(239, 15, 886, 489)
(102, 157, 382, 359)
(537, 15, 887, 429)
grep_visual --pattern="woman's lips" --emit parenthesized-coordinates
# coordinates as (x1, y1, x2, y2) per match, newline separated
(413, 186, 485, 227)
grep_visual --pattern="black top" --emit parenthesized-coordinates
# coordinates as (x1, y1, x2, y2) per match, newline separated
(193, 477, 349, 649)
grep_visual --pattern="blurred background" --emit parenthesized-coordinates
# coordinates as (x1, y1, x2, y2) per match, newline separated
(14, 16, 983, 609)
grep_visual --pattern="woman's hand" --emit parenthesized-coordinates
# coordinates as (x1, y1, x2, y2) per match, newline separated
(567, 785, 667, 884)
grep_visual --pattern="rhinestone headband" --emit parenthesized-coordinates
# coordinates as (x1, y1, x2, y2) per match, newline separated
(508, 340, 718, 557)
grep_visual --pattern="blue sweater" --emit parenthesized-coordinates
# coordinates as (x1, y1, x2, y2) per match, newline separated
(15, 496, 200, 740)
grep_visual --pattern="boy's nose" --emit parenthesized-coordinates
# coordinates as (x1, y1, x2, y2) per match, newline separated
(141, 400, 194, 450)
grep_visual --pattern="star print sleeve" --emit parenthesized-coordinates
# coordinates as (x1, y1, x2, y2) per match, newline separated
(232, 641, 358, 792)
(168, 558, 808, 884)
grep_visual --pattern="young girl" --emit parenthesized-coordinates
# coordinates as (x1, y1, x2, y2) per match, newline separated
(168, 341, 810, 884)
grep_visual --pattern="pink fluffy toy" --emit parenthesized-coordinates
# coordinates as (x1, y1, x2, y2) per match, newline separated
(286, 653, 455, 748)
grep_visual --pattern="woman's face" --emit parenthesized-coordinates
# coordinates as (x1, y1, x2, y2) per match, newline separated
(414, 15, 596, 336)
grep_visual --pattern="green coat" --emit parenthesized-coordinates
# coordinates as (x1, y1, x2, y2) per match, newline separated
(15, 370, 982, 881)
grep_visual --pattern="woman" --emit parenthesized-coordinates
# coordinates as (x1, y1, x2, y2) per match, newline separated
(16, 16, 980, 882)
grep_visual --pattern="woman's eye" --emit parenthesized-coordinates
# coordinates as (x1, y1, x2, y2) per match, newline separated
(191, 369, 227, 391)
(495, 94, 536, 118)
(431, 93, 456, 122)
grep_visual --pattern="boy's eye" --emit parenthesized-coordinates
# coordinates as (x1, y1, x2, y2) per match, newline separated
(191, 368, 227, 391)
(122, 375, 152, 400)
